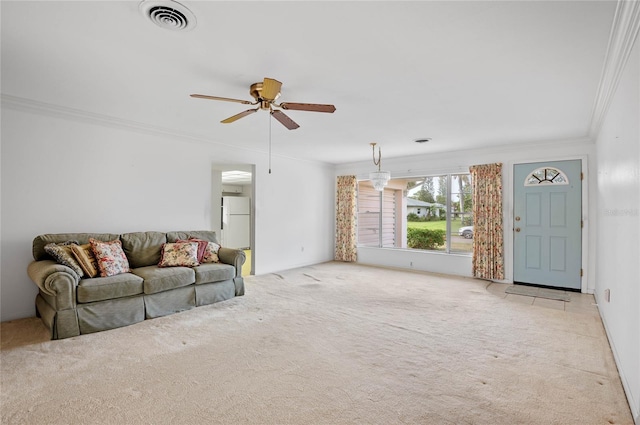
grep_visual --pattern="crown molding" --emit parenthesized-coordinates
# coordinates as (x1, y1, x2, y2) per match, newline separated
(0, 94, 334, 168)
(0, 93, 252, 150)
(589, 0, 640, 137)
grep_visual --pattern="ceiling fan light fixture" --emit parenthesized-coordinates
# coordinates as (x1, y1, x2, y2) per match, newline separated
(415, 138, 432, 143)
(139, 0, 196, 31)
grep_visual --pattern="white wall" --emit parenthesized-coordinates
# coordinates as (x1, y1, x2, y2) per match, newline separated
(0, 104, 336, 321)
(595, 37, 640, 423)
(335, 139, 597, 290)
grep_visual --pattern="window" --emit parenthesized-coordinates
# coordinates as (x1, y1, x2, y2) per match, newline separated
(357, 173, 473, 254)
(357, 184, 397, 247)
(525, 167, 568, 186)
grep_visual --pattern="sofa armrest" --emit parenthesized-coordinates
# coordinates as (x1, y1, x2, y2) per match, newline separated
(27, 260, 79, 309)
(217, 248, 246, 277)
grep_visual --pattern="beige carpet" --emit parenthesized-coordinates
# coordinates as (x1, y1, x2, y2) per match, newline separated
(1, 262, 633, 425)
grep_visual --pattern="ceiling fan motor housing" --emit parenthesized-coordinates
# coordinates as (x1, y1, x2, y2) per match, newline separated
(249, 82, 281, 109)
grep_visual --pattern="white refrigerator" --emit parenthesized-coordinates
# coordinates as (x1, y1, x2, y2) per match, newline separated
(221, 196, 250, 249)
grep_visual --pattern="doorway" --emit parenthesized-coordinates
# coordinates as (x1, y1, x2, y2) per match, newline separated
(212, 164, 254, 276)
(513, 160, 582, 290)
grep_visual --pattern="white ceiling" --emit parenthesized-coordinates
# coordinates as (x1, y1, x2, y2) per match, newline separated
(1, 1, 616, 164)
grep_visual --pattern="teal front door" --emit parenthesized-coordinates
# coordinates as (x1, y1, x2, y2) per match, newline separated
(513, 160, 582, 290)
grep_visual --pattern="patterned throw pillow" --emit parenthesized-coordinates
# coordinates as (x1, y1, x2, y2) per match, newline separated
(201, 241, 221, 264)
(44, 241, 84, 278)
(70, 243, 99, 278)
(158, 242, 199, 267)
(89, 238, 130, 277)
(177, 238, 208, 263)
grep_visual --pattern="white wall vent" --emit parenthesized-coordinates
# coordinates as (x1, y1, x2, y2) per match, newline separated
(139, 0, 196, 31)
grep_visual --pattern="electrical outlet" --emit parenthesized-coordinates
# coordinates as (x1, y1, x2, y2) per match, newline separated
(604, 289, 610, 302)
(410, 261, 413, 268)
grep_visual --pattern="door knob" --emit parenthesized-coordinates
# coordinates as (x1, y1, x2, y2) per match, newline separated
(515, 216, 521, 221)
(515, 227, 521, 232)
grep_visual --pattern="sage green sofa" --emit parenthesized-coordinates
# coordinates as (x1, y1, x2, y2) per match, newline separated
(27, 230, 245, 339)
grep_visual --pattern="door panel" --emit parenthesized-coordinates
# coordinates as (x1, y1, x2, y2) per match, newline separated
(514, 160, 581, 289)
(549, 236, 567, 271)
(549, 193, 567, 227)
(525, 193, 541, 226)
(525, 236, 541, 269)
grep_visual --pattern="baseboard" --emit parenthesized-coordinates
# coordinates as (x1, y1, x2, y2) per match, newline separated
(595, 293, 639, 424)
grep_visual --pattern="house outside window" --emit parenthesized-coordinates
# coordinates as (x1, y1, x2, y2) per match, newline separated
(357, 173, 472, 254)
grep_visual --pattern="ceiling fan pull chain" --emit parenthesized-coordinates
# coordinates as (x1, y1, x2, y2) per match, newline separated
(269, 112, 272, 174)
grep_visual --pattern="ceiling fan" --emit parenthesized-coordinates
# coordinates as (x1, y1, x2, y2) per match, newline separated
(190, 77, 336, 130)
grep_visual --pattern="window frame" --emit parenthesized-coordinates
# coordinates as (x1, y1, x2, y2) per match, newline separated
(357, 172, 473, 255)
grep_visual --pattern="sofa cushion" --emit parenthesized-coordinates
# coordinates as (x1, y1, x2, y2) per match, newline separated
(120, 231, 167, 268)
(77, 273, 144, 303)
(193, 263, 235, 284)
(132, 265, 195, 295)
(90, 238, 130, 277)
(166, 231, 219, 244)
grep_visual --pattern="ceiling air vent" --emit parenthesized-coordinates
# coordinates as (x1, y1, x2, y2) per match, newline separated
(139, 0, 196, 31)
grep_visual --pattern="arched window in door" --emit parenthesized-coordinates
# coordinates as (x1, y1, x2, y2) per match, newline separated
(524, 167, 569, 186)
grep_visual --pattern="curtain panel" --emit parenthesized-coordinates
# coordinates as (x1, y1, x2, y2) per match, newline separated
(470, 163, 504, 280)
(335, 175, 358, 262)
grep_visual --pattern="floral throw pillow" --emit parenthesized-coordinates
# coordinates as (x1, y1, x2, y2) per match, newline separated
(158, 242, 199, 267)
(201, 241, 221, 264)
(89, 238, 130, 277)
(177, 238, 208, 263)
(44, 241, 84, 278)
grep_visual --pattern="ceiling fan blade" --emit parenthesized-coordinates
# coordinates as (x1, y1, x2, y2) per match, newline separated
(279, 102, 336, 113)
(190, 94, 254, 105)
(271, 110, 300, 130)
(221, 108, 259, 124)
(261, 78, 282, 101)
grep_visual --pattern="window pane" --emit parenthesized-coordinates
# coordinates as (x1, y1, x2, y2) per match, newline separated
(407, 176, 447, 252)
(357, 183, 381, 247)
(450, 174, 473, 253)
(381, 188, 396, 247)
(357, 182, 398, 247)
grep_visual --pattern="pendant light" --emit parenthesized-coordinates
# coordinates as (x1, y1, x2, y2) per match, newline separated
(369, 143, 390, 191)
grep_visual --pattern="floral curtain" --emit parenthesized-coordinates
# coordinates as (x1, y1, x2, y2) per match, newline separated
(469, 163, 504, 280)
(335, 175, 357, 262)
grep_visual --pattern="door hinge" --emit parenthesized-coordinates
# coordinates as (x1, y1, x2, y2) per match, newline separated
(580, 268, 583, 277)
(581, 220, 584, 228)
(581, 172, 584, 180)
